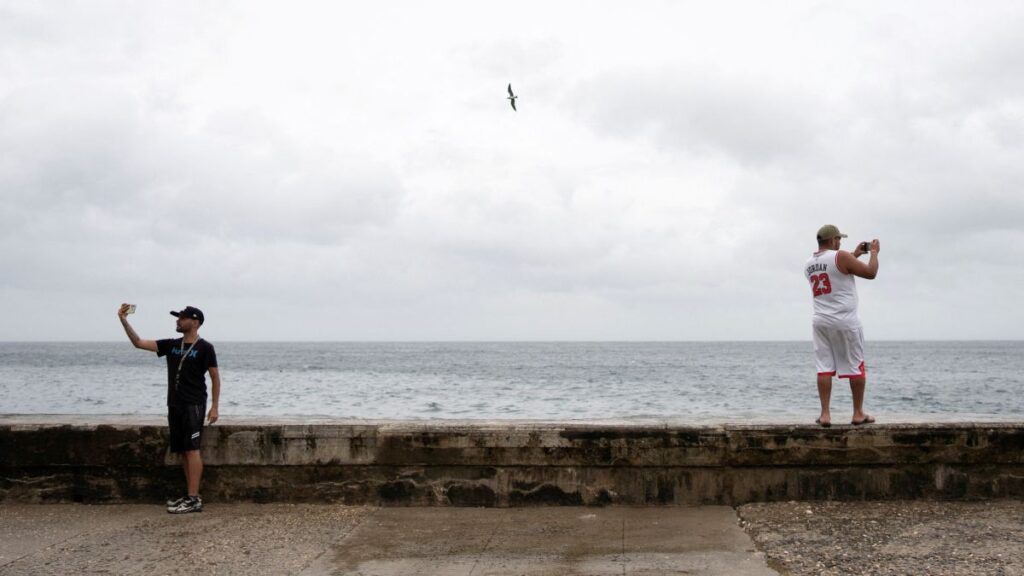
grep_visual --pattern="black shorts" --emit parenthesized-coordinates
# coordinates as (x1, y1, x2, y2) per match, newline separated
(167, 404, 205, 453)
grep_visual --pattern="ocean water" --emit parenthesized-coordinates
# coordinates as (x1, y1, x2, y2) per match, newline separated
(0, 341, 1021, 421)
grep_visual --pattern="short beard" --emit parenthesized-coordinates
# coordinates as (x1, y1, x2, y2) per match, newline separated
(175, 325, 185, 333)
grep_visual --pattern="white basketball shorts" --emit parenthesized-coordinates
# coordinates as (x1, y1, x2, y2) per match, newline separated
(813, 323, 866, 379)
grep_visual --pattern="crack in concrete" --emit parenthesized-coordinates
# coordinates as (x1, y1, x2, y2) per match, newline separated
(621, 513, 627, 576)
(466, 517, 502, 576)
(3, 475, 60, 485)
(298, 506, 379, 575)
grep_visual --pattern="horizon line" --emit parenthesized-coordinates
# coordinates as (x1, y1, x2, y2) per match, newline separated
(2, 339, 1021, 344)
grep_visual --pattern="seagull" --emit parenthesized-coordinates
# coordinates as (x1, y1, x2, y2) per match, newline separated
(507, 83, 517, 111)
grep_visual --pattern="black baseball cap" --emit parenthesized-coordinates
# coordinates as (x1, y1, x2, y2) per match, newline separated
(170, 306, 205, 325)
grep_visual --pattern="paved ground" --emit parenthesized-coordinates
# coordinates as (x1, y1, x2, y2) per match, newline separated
(5, 501, 1022, 575)
(315, 507, 776, 575)
(0, 503, 369, 576)
(0, 504, 775, 576)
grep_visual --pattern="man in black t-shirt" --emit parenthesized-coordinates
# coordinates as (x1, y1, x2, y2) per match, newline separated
(118, 304, 221, 514)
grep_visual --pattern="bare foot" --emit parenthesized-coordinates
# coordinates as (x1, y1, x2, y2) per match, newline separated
(815, 415, 832, 428)
(851, 414, 876, 426)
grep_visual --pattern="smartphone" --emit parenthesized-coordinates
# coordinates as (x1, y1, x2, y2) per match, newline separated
(859, 242, 870, 253)
(126, 304, 137, 315)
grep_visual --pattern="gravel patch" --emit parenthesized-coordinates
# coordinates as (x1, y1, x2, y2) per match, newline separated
(738, 500, 1024, 576)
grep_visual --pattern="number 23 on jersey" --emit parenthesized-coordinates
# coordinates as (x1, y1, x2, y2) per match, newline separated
(810, 273, 832, 297)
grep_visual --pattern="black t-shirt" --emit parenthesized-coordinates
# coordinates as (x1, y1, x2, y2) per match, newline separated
(156, 338, 217, 407)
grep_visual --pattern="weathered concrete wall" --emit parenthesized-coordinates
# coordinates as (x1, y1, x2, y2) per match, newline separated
(2, 417, 1023, 505)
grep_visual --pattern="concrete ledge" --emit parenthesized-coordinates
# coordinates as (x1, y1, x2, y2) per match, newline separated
(2, 417, 1023, 505)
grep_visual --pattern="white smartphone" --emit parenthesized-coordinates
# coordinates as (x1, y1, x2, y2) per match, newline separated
(125, 304, 137, 315)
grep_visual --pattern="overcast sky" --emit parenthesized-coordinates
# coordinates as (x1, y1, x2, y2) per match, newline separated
(2, 1, 1023, 341)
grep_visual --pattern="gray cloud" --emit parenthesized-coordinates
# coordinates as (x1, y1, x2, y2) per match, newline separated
(0, 77, 406, 302)
(2, 1, 1023, 340)
(575, 70, 822, 165)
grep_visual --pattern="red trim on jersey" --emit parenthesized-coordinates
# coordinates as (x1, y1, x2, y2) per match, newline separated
(834, 251, 849, 275)
(838, 361, 866, 379)
(817, 371, 837, 376)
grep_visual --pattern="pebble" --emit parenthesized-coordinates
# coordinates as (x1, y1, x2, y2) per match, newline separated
(738, 500, 1024, 576)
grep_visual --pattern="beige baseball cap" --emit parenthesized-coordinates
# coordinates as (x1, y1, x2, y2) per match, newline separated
(816, 224, 848, 241)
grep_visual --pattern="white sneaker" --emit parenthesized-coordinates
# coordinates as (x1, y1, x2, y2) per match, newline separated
(167, 496, 203, 514)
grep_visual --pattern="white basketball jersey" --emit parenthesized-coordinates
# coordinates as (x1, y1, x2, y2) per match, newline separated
(804, 250, 860, 327)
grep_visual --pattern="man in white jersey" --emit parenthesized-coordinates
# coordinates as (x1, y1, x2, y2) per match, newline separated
(804, 224, 880, 427)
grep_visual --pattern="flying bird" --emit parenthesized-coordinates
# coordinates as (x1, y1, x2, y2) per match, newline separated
(507, 83, 517, 111)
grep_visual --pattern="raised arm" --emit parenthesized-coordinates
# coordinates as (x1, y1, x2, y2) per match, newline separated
(118, 304, 158, 352)
(837, 239, 880, 280)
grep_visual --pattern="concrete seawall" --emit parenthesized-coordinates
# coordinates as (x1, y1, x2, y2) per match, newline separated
(2, 417, 1023, 506)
